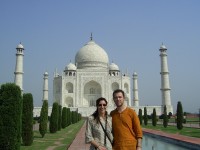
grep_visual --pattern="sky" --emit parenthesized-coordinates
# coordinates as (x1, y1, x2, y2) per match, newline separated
(0, 1, 199, 114)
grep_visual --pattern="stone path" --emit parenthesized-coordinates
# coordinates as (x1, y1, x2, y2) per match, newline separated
(67, 121, 90, 150)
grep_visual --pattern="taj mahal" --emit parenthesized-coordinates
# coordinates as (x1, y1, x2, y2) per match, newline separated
(13, 35, 173, 117)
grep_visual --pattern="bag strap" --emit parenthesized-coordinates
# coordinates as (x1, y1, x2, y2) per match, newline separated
(99, 119, 112, 145)
(121, 108, 135, 137)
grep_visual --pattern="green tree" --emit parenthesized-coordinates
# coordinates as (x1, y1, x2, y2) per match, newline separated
(71, 111, 75, 124)
(67, 108, 71, 126)
(22, 93, 33, 146)
(58, 105, 62, 131)
(78, 113, 82, 121)
(176, 101, 183, 130)
(163, 105, 168, 128)
(49, 102, 59, 133)
(138, 109, 143, 125)
(39, 100, 48, 137)
(152, 108, 157, 126)
(143, 107, 148, 126)
(0, 83, 22, 150)
(61, 107, 67, 128)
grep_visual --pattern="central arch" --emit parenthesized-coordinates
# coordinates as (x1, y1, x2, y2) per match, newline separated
(84, 80, 101, 106)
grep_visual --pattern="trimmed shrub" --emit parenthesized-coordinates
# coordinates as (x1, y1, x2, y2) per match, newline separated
(39, 100, 48, 137)
(152, 108, 157, 126)
(176, 101, 183, 130)
(0, 83, 22, 150)
(58, 105, 62, 131)
(61, 107, 67, 128)
(138, 109, 143, 125)
(163, 105, 168, 128)
(49, 102, 59, 133)
(67, 108, 71, 126)
(143, 107, 148, 126)
(22, 93, 33, 146)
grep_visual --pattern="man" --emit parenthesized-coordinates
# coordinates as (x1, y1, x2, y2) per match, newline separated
(110, 89, 143, 150)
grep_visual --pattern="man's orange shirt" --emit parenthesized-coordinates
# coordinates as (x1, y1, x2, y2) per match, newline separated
(110, 107, 143, 150)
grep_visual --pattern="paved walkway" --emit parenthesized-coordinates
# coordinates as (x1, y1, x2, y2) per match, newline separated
(68, 122, 200, 150)
(68, 121, 90, 150)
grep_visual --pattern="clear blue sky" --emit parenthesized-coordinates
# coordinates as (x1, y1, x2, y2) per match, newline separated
(0, 1, 199, 113)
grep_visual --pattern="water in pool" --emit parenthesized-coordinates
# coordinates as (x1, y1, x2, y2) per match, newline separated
(142, 135, 190, 150)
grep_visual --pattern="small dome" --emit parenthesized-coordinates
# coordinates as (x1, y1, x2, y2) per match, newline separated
(44, 72, 48, 75)
(65, 63, 77, 70)
(160, 44, 167, 49)
(16, 43, 24, 49)
(75, 40, 109, 69)
(109, 63, 119, 71)
(133, 72, 137, 76)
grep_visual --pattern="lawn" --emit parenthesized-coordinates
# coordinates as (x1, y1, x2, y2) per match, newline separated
(21, 118, 199, 150)
(142, 124, 200, 138)
(21, 119, 85, 150)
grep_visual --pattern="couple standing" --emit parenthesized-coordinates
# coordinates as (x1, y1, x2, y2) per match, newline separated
(85, 89, 143, 150)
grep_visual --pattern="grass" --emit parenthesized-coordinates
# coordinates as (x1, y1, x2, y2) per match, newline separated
(21, 118, 199, 149)
(167, 117, 200, 124)
(142, 124, 200, 138)
(21, 119, 85, 150)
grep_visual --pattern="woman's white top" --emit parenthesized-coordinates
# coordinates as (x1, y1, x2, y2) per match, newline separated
(85, 115, 113, 150)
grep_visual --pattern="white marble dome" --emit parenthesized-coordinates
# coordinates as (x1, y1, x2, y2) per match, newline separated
(133, 72, 137, 76)
(65, 62, 77, 70)
(75, 40, 109, 69)
(109, 63, 119, 70)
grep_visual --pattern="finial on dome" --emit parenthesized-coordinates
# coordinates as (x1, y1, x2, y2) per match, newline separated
(90, 33, 93, 41)
(160, 42, 167, 49)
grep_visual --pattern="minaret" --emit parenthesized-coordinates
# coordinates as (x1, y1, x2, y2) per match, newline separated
(159, 44, 173, 113)
(133, 72, 139, 107)
(43, 72, 48, 101)
(14, 43, 24, 93)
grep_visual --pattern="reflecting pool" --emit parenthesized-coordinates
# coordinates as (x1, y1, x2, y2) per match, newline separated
(143, 134, 190, 150)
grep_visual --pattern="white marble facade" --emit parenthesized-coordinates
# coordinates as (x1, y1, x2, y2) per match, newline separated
(53, 39, 131, 114)
(32, 38, 173, 117)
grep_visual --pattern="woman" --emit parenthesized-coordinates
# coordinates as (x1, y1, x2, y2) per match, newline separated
(85, 97, 113, 150)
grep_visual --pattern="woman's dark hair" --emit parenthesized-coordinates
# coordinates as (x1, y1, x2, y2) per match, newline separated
(92, 97, 108, 123)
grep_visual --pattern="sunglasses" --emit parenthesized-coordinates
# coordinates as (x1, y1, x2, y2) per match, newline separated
(98, 104, 107, 107)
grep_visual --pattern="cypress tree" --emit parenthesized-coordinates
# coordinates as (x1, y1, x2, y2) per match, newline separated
(163, 105, 168, 128)
(71, 111, 75, 124)
(75, 111, 78, 123)
(0, 83, 22, 150)
(49, 102, 59, 133)
(138, 109, 143, 125)
(58, 105, 62, 131)
(177, 101, 183, 130)
(61, 107, 67, 128)
(78, 113, 82, 121)
(143, 107, 148, 126)
(39, 100, 48, 137)
(66, 108, 71, 126)
(22, 93, 33, 146)
(152, 108, 157, 126)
